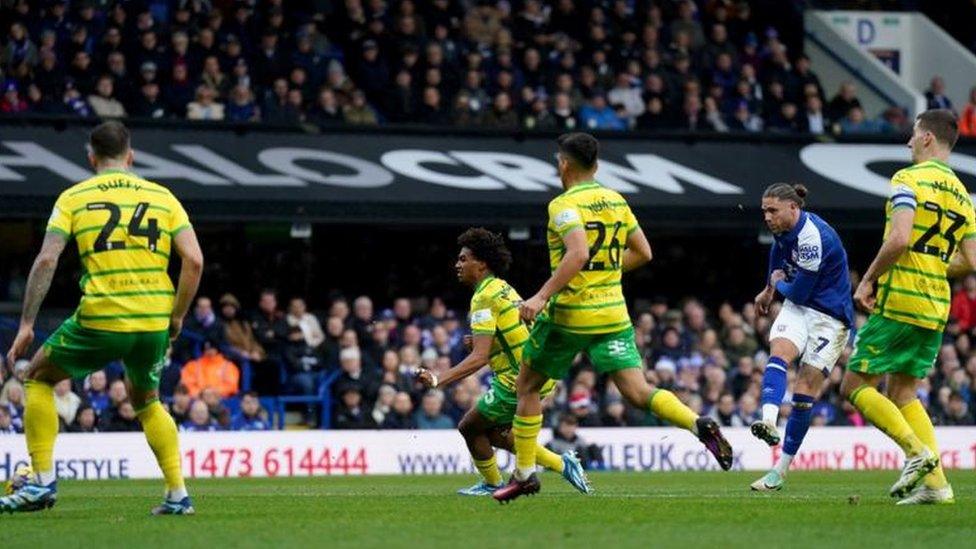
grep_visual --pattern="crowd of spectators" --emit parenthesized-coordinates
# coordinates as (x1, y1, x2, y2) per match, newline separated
(6, 269, 976, 434)
(0, 0, 952, 136)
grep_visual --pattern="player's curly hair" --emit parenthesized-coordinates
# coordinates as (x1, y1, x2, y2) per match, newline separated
(457, 227, 512, 276)
(763, 182, 807, 208)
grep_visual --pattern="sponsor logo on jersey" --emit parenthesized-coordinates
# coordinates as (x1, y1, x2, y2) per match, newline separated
(798, 244, 820, 262)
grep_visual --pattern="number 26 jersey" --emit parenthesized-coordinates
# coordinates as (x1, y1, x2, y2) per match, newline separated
(46, 168, 192, 333)
(546, 181, 639, 334)
(880, 160, 976, 331)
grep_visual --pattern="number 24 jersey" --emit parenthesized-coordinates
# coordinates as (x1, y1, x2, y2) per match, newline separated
(47, 169, 192, 333)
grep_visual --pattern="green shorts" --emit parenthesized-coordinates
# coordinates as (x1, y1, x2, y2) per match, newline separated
(43, 316, 169, 391)
(847, 314, 942, 379)
(475, 377, 553, 426)
(523, 312, 641, 381)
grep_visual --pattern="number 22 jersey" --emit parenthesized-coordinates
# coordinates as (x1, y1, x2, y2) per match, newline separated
(46, 168, 192, 333)
(879, 159, 976, 331)
(546, 181, 639, 334)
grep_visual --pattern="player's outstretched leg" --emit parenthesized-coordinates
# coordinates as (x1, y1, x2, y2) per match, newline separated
(753, 355, 792, 446)
(0, 352, 66, 514)
(611, 369, 733, 470)
(458, 411, 505, 495)
(841, 372, 936, 498)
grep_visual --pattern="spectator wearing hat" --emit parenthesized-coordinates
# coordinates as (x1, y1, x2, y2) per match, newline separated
(334, 386, 376, 429)
(180, 338, 241, 398)
(568, 387, 603, 427)
(415, 389, 454, 429)
(1, 80, 28, 113)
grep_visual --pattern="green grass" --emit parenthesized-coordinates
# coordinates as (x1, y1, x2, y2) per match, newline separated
(3, 471, 973, 548)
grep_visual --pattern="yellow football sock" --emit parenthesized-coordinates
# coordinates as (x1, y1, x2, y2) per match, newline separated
(512, 414, 543, 475)
(473, 455, 503, 485)
(850, 386, 926, 455)
(535, 444, 564, 473)
(24, 380, 59, 476)
(137, 400, 185, 493)
(648, 389, 697, 432)
(900, 399, 949, 488)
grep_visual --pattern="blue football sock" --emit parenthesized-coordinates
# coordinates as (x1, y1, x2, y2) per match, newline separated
(782, 393, 815, 456)
(760, 357, 789, 423)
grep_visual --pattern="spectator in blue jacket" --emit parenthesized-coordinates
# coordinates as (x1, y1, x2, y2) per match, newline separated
(231, 392, 271, 430)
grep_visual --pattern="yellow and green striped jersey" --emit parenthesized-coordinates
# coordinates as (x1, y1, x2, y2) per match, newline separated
(46, 169, 192, 333)
(469, 276, 555, 394)
(877, 159, 976, 331)
(546, 181, 639, 334)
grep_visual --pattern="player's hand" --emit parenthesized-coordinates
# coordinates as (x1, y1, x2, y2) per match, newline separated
(463, 335, 473, 351)
(770, 269, 786, 285)
(417, 368, 436, 388)
(854, 279, 876, 313)
(519, 294, 546, 323)
(754, 288, 774, 316)
(169, 315, 184, 342)
(6, 325, 34, 366)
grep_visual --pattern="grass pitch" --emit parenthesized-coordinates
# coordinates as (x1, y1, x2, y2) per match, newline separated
(3, 471, 972, 548)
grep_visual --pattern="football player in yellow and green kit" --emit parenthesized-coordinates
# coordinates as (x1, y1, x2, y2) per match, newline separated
(1, 121, 203, 515)
(494, 133, 733, 502)
(841, 109, 976, 505)
(417, 228, 590, 496)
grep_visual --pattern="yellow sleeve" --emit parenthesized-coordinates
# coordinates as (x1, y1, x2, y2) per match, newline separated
(170, 197, 192, 236)
(624, 204, 640, 235)
(469, 293, 496, 336)
(889, 169, 918, 212)
(548, 197, 583, 237)
(45, 193, 73, 238)
(963, 199, 976, 241)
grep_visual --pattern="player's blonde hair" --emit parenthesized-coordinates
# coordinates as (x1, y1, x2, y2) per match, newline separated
(763, 183, 807, 208)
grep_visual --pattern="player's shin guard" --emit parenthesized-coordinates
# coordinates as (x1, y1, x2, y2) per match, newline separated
(473, 455, 503, 486)
(648, 388, 698, 432)
(535, 444, 564, 473)
(137, 400, 187, 497)
(849, 386, 926, 456)
(900, 399, 949, 489)
(512, 415, 543, 479)
(760, 357, 789, 425)
(777, 394, 814, 475)
(24, 380, 59, 486)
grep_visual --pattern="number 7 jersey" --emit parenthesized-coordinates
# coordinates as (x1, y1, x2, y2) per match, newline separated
(879, 159, 976, 331)
(546, 181, 639, 334)
(46, 169, 192, 333)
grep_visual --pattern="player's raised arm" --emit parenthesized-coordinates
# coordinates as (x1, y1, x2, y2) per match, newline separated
(854, 207, 914, 312)
(419, 333, 492, 389)
(6, 231, 68, 364)
(520, 226, 587, 323)
(170, 227, 204, 341)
